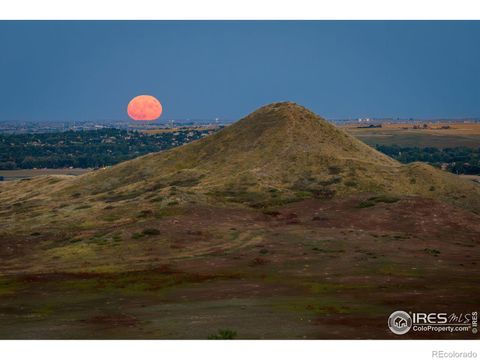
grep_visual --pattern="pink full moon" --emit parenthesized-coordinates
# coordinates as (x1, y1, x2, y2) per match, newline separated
(127, 95, 163, 121)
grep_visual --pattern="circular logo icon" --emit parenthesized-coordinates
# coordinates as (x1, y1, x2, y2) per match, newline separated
(388, 311, 412, 335)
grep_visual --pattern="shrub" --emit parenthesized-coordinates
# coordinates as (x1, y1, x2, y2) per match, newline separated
(312, 188, 336, 200)
(344, 180, 357, 187)
(249, 257, 269, 266)
(328, 165, 342, 175)
(75, 204, 92, 210)
(262, 209, 281, 216)
(356, 200, 375, 208)
(357, 195, 400, 208)
(368, 195, 400, 204)
(142, 228, 160, 236)
(169, 177, 200, 187)
(137, 209, 154, 218)
(424, 248, 441, 256)
(318, 176, 342, 186)
(208, 329, 237, 340)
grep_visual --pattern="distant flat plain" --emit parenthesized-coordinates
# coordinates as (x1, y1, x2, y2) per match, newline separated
(345, 122, 480, 148)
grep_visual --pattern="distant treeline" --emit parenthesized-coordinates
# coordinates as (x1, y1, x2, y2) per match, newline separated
(1, 129, 479, 175)
(0, 128, 215, 170)
(375, 145, 480, 175)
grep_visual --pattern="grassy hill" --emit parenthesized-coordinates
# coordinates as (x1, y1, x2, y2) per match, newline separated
(67, 102, 480, 207)
(0, 103, 480, 233)
(1, 102, 480, 235)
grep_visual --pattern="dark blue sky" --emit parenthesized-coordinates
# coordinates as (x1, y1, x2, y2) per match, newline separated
(0, 21, 479, 122)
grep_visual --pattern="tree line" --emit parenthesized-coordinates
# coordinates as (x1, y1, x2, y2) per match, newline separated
(1, 129, 478, 175)
(375, 145, 480, 175)
(0, 128, 214, 170)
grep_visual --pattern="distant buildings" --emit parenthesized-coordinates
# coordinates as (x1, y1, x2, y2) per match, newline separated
(357, 118, 372, 123)
(357, 124, 382, 129)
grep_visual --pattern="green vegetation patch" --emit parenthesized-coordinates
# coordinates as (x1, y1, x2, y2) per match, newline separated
(424, 248, 441, 256)
(207, 329, 237, 340)
(154, 206, 185, 218)
(99, 191, 143, 203)
(74, 204, 92, 210)
(0, 278, 23, 296)
(311, 247, 345, 254)
(168, 177, 201, 187)
(141, 228, 161, 236)
(356, 195, 400, 208)
(209, 187, 303, 208)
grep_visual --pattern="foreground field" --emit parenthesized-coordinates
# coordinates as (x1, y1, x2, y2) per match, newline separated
(0, 195, 479, 339)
